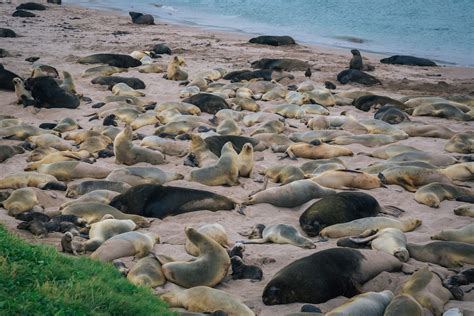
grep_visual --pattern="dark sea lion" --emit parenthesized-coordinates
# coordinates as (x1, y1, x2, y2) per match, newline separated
(337, 69, 381, 85)
(0, 28, 16, 38)
(14, 211, 50, 223)
(17, 220, 48, 237)
(352, 95, 405, 111)
(249, 35, 296, 46)
(443, 268, 474, 299)
(12, 10, 36, 17)
(251, 58, 309, 71)
(299, 192, 402, 236)
(374, 106, 410, 124)
(78, 54, 141, 68)
(183, 93, 230, 115)
(262, 248, 402, 305)
(407, 241, 474, 268)
(16, 2, 46, 10)
(47, 0, 62, 4)
(223, 69, 273, 82)
(349, 49, 363, 70)
(231, 256, 263, 280)
(91, 76, 146, 89)
(129, 12, 154, 25)
(0, 145, 25, 163)
(325, 81, 336, 90)
(0, 64, 21, 91)
(26, 76, 80, 109)
(151, 43, 172, 55)
(109, 184, 237, 219)
(380, 55, 437, 66)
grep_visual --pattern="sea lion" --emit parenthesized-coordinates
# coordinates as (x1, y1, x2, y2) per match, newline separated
(60, 202, 149, 227)
(300, 192, 403, 236)
(185, 224, 230, 256)
(13, 77, 35, 106)
(140, 136, 188, 157)
(165, 56, 188, 81)
(246, 179, 336, 208)
(12, 10, 36, 18)
(431, 223, 474, 244)
(109, 184, 237, 219)
(59, 71, 76, 94)
(129, 11, 154, 25)
(411, 103, 472, 121)
(53, 117, 79, 133)
(25, 150, 93, 171)
(230, 256, 263, 281)
(359, 144, 420, 159)
(151, 43, 172, 55)
(331, 134, 406, 147)
(407, 241, 474, 268)
(454, 204, 474, 217)
(326, 290, 394, 316)
(81, 65, 127, 78)
(299, 158, 346, 175)
(78, 54, 141, 68)
(337, 69, 381, 85)
(251, 120, 286, 135)
(65, 180, 131, 198)
(91, 76, 145, 89)
(378, 166, 452, 192)
(223, 69, 273, 82)
(380, 55, 437, 66)
(238, 143, 254, 177)
(443, 268, 474, 299)
(217, 119, 241, 136)
(27, 76, 80, 109)
(127, 256, 166, 287)
(400, 267, 452, 316)
(37, 161, 111, 181)
(138, 63, 165, 74)
(190, 142, 239, 186)
(161, 227, 230, 288)
(441, 162, 474, 181)
(155, 101, 201, 115)
(249, 35, 296, 46)
(374, 106, 410, 124)
(349, 49, 363, 70)
(0, 125, 54, 140)
(16, 2, 46, 10)
(352, 95, 406, 112)
(112, 82, 145, 97)
(114, 125, 165, 165)
(262, 248, 402, 305)
(301, 103, 330, 115)
(260, 165, 305, 184)
(183, 93, 230, 115)
(251, 58, 309, 71)
(383, 294, 423, 316)
(161, 286, 254, 316)
(1, 187, 40, 216)
(284, 141, 353, 160)
(0, 145, 24, 163)
(387, 151, 457, 167)
(320, 217, 421, 238)
(414, 183, 473, 208)
(26, 134, 72, 151)
(445, 131, 474, 154)
(59, 190, 119, 209)
(242, 223, 315, 249)
(90, 231, 159, 262)
(0, 64, 20, 91)
(0, 172, 66, 191)
(0, 28, 16, 38)
(310, 170, 384, 190)
(267, 104, 304, 119)
(106, 167, 183, 186)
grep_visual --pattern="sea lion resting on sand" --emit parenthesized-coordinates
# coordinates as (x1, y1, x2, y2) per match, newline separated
(310, 169, 384, 190)
(78, 53, 141, 68)
(127, 256, 166, 287)
(1, 187, 41, 216)
(414, 182, 473, 208)
(0, 172, 66, 191)
(114, 125, 165, 165)
(378, 166, 452, 192)
(185, 224, 230, 256)
(444, 131, 474, 154)
(0, 144, 24, 162)
(326, 290, 394, 316)
(431, 223, 474, 244)
(37, 161, 111, 181)
(384, 294, 423, 316)
(241, 223, 315, 249)
(454, 204, 474, 217)
(106, 166, 183, 186)
(407, 241, 474, 268)
(66, 180, 130, 198)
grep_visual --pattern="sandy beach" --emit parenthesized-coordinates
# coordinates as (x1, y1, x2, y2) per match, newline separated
(1, 2, 473, 315)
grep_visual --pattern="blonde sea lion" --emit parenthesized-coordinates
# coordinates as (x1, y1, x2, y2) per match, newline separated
(260, 165, 305, 184)
(59, 71, 76, 94)
(232, 97, 260, 112)
(161, 227, 230, 288)
(79, 135, 113, 154)
(166, 56, 188, 81)
(0, 172, 66, 191)
(59, 190, 119, 209)
(114, 125, 165, 165)
(81, 65, 127, 78)
(440, 162, 474, 181)
(138, 63, 165, 73)
(0, 125, 55, 140)
(179, 85, 200, 98)
(190, 142, 239, 186)
(60, 202, 150, 227)
(445, 131, 474, 154)
(431, 223, 474, 244)
(320, 217, 421, 238)
(127, 256, 166, 287)
(378, 166, 452, 192)
(299, 158, 346, 175)
(300, 103, 329, 115)
(285, 91, 309, 105)
(383, 294, 424, 316)
(37, 161, 111, 181)
(306, 115, 347, 130)
(311, 169, 384, 190)
(112, 83, 145, 97)
(411, 103, 472, 121)
(106, 166, 183, 186)
(1, 187, 40, 216)
(140, 136, 187, 157)
(26, 134, 72, 151)
(349, 228, 409, 262)
(53, 117, 79, 133)
(238, 143, 254, 177)
(90, 231, 159, 262)
(284, 141, 353, 160)
(130, 113, 160, 130)
(454, 204, 474, 217)
(217, 119, 241, 136)
(185, 223, 230, 256)
(242, 112, 282, 127)
(155, 121, 205, 136)
(155, 102, 201, 115)
(161, 286, 254, 316)
(242, 223, 315, 249)
(407, 241, 474, 268)
(267, 104, 305, 119)
(414, 183, 473, 208)
(13, 77, 34, 105)
(326, 290, 394, 316)
(303, 89, 336, 107)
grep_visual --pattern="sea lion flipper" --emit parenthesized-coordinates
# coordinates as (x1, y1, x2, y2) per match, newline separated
(381, 205, 406, 217)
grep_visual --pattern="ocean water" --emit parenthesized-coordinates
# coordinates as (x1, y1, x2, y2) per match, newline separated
(66, 0, 474, 66)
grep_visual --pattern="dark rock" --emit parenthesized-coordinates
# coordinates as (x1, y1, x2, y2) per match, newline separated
(0, 28, 17, 38)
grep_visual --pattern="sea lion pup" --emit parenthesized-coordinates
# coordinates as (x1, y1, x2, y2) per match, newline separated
(454, 204, 474, 217)
(0, 172, 66, 191)
(231, 256, 263, 280)
(443, 268, 474, 297)
(90, 231, 159, 262)
(260, 165, 305, 185)
(216, 119, 241, 136)
(114, 125, 165, 165)
(13, 77, 35, 106)
(407, 241, 474, 268)
(383, 294, 424, 316)
(445, 131, 474, 154)
(37, 161, 111, 181)
(349, 49, 363, 70)
(321, 217, 421, 239)
(129, 11, 154, 25)
(441, 162, 474, 181)
(246, 179, 336, 208)
(190, 142, 240, 186)
(0, 145, 24, 163)
(300, 192, 404, 237)
(0, 125, 55, 140)
(310, 169, 385, 190)
(262, 248, 402, 305)
(59, 71, 76, 94)
(326, 290, 394, 316)
(183, 93, 230, 115)
(414, 183, 473, 208)
(185, 224, 230, 256)
(378, 166, 453, 192)
(352, 95, 406, 112)
(161, 227, 230, 288)
(374, 105, 410, 124)
(25, 150, 93, 171)
(283, 141, 353, 160)
(238, 143, 253, 177)
(431, 223, 474, 244)
(66, 181, 131, 198)
(400, 267, 452, 316)
(165, 56, 188, 81)
(109, 184, 237, 219)
(78, 53, 141, 68)
(241, 224, 315, 249)
(161, 286, 254, 316)
(348, 228, 409, 262)
(60, 202, 149, 227)
(106, 167, 183, 187)
(127, 256, 166, 287)
(83, 215, 137, 252)
(1, 188, 40, 216)
(155, 101, 201, 115)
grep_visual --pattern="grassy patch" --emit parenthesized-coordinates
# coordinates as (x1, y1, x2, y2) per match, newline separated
(0, 225, 175, 315)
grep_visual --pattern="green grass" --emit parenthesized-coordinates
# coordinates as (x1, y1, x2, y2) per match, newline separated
(0, 225, 175, 315)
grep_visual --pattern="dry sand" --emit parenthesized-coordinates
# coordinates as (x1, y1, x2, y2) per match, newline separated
(0, 2, 473, 315)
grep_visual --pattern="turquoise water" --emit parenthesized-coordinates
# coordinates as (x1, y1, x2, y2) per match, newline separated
(66, 0, 474, 66)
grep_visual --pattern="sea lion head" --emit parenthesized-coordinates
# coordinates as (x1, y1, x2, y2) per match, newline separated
(248, 224, 265, 239)
(351, 49, 361, 56)
(262, 283, 297, 305)
(394, 248, 409, 262)
(300, 217, 322, 237)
